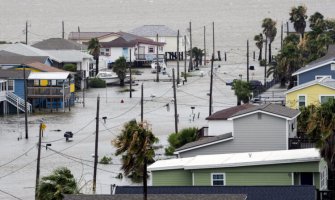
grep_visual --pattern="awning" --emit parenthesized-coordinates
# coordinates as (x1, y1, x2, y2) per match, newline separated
(28, 72, 70, 80)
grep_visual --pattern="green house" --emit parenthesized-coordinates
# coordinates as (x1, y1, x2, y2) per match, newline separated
(148, 148, 328, 191)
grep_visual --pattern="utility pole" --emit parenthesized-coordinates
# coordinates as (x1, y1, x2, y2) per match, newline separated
(23, 66, 28, 139)
(172, 68, 178, 134)
(176, 30, 180, 85)
(247, 40, 249, 83)
(212, 22, 215, 59)
(83, 74, 85, 108)
(62, 21, 65, 39)
(141, 84, 144, 122)
(129, 49, 132, 98)
(204, 26, 206, 66)
(209, 54, 214, 116)
(92, 96, 100, 194)
(184, 35, 187, 82)
(35, 123, 42, 199)
(156, 34, 159, 82)
(281, 22, 283, 50)
(189, 21, 193, 71)
(286, 21, 289, 36)
(25, 21, 28, 45)
(143, 156, 148, 200)
(264, 37, 268, 88)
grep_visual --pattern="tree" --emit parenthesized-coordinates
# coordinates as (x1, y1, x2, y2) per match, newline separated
(191, 47, 203, 67)
(289, 5, 308, 39)
(254, 33, 264, 61)
(113, 56, 128, 86)
(112, 120, 159, 199)
(37, 167, 78, 200)
(231, 80, 252, 105)
(88, 38, 101, 76)
(309, 12, 326, 34)
(165, 127, 198, 156)
(262, 18, 277, 62)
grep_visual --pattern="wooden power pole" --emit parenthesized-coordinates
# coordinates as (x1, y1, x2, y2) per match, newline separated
(247, 40, 249, 83)
(212, 22, 215, 59)
(204, 26, 206, 66)
(156, 34, 159, 82)
(62, 21, 65, 39)
(23, 66, 28, 139)
(177, 30, 180, 85)
(129, 49, 132, 98)
(35, 123, 42, 199)
(25, 21, 28, 45)
(264, 37, 268, 87)
(141, 84, 144, 123)
(92, 96, 100, 194)
(189, 21, 193, 71)
(209, 54, 214, 116)
(184, 35, 187, 82)
(172, 68, 178, 134)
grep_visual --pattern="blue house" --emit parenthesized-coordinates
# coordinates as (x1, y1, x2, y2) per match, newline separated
(293, 45, 335, 85)
(0, 70, 32, 114)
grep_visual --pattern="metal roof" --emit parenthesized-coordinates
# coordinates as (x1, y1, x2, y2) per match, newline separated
(68, 32, 117, 40)
(229, 103, 300, 120)
(0, 51, 49, 65)
(28, 72, 70, 80)
(0, 70, 30, 79)
(148, 148, 320, 171)
(129, 25, 178, 37)
(45, 50, 92, 62)
(32, 38, 87, 50)
(175, 133, 233, 153)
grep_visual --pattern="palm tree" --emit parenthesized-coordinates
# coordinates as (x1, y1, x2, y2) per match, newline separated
(254, 33, 264, 61)
(113, 56, 128, 86)
(309, 12, 326, 34)
(191, 47, 203, 67)
(289, 5, 308, 39)
(37, 167, 78, 200)
(113, 120, 159, 200)
(88, 38, 101, 76)
(262, 18, 277, 63)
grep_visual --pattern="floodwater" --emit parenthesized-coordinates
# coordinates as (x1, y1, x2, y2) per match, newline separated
(0, 60, 263, 199)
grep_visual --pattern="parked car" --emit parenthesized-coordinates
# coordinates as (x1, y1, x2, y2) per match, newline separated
(249, 80, 263, 90)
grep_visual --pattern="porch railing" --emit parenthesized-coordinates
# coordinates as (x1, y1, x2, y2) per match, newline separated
(288, 138, 317, 149)
(135, 54, 165, 61)
(27, 87, 70, 97)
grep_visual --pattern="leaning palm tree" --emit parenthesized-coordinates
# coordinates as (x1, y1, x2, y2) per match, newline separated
(254, 33, 264, 61)
(113, 120, 159, 200)
(262, 18, 277, 63)
(37, 167, 78, 200)
(289, 5, 308, 39)
(88, 38, 101, 76)
(113, 56, 128, 86)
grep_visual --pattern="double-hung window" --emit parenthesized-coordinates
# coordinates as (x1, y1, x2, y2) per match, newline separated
(212, 173, 225, 186)
(320, 95, 335, 104)
(298, 95, 306, 108)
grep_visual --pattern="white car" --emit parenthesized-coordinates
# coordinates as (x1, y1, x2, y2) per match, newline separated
(151, 59, 167, 73)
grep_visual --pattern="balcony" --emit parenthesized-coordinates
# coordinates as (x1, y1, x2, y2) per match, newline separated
(288, 138, 317, 149)
(27, 87, 70, 98)
(135, 54, 165, 61)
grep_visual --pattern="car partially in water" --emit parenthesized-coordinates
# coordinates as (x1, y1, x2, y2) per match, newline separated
(151, 59, 167, 73)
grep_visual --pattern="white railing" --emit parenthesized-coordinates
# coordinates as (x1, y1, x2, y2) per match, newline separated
(5, 92, 32, 113)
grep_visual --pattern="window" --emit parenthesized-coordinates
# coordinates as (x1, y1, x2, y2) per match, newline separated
(148, 47, 155, 53)
(320, 95, 335, 104)
(331, 63, 335, 71)
(211, 173, 225, 186)
(105, 48, 110, 52)
(1, 82, 6, 91)
(298, 95, 306, 107)
(7, 80, 14, 91)
(159, 46, 163, 52)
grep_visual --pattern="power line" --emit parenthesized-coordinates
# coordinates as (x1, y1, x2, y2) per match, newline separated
(0, 188, 23, 200)
(0, 145, 35, 169)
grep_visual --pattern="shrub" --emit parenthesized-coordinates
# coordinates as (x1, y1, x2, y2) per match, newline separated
(63, 64, 77, 72)
(99, 156, 112, 164)
(89, 77, 106, 88)
(259, 59, 266, 66)
(165, 127, 198, 156)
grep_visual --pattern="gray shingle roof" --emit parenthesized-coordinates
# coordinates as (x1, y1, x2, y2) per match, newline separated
(32, 38, 87, 50)
(129, 25, 177, 37)
(64, 194, 246, 200)
(68, 32, 115, 40)
(0, 70, 30, 79)
(0, 51, 49, 65)
(100, 32, 164, 48)
(293, 45, 335, 75)
(230, 103, 300, 119)
(115, 186, 316, 200)
(176, 133, 233, 152)
(206, 104, 255, 120)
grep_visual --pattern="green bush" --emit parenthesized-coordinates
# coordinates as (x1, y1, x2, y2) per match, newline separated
(259, 59, 266, 66)
(63, 64, 77, 72)
(89, 77, 106, 88)
(165, 127, 198, 156)
(99, 156, 112, 164)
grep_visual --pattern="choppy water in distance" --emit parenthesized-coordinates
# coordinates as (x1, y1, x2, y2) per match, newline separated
(0, 0, 335, 63)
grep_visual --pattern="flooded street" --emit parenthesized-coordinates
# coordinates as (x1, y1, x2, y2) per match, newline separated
(0, 61, 262, 199)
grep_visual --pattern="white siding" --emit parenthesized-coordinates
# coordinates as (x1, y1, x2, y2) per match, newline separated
(208, 120, 233, 136)
(146, 36, 183, 53)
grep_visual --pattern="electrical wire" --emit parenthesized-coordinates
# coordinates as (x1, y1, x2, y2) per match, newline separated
(0, 145, 35, 169)
(0, 188, 23, 200)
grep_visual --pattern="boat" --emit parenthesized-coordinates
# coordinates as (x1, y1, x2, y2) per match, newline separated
(151, 58, 167, 73)
(96, 71, 130, 85)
